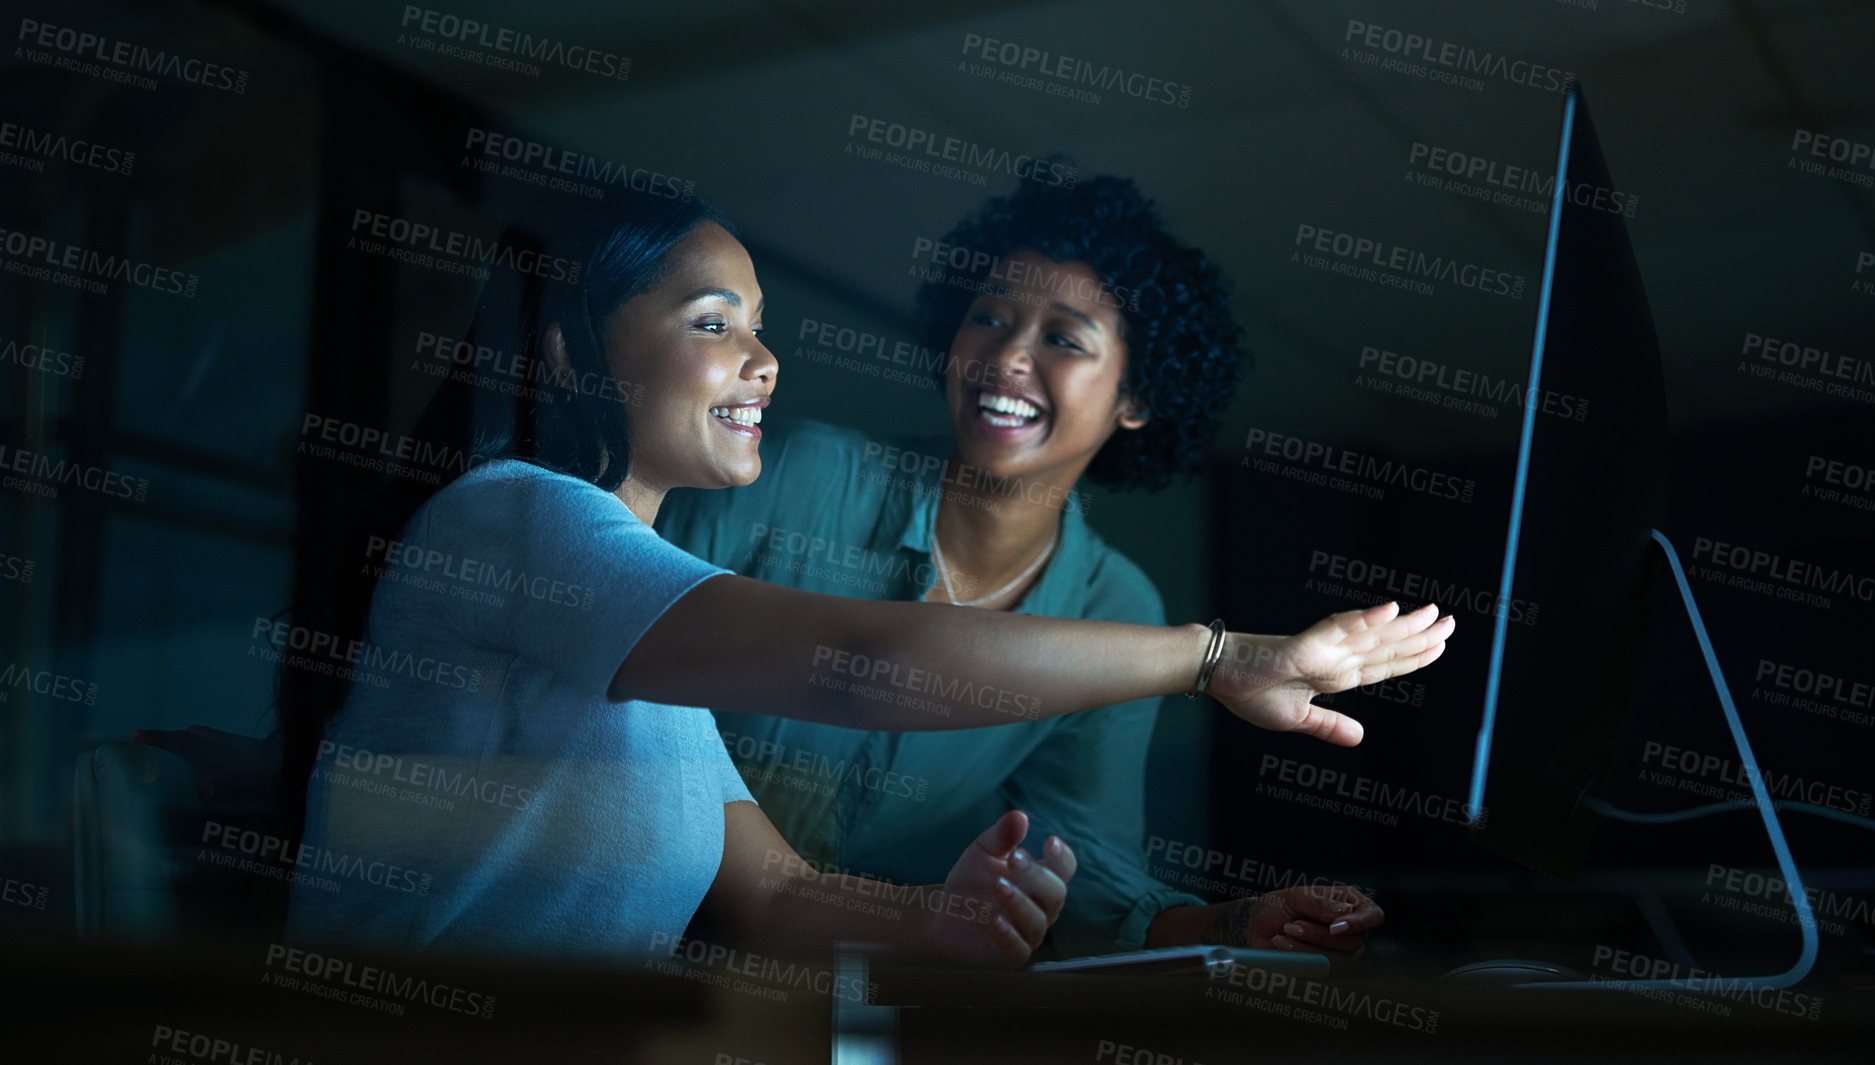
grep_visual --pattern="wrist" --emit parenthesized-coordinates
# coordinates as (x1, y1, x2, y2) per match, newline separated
(905, 886, 949, 959)
(1143, 901, 1219, 947)
(1211, 633, 1283, 700)
(1174, 621, 1213, 697)
(1188, 619, 1228, 697)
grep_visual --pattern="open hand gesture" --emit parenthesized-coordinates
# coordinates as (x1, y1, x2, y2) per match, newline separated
(1208, 602, 1454, 746)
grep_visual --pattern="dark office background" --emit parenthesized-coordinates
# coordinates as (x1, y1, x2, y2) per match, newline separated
(1, 0, 1871, 1056)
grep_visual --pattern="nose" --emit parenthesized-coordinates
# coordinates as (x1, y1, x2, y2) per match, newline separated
(744, 334, 779, 388)
(981, 326, 1036, 385)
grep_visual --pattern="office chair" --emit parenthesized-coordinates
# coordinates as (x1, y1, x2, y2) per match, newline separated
(72, 731, 290, 942)
(71, 740, 194, 940)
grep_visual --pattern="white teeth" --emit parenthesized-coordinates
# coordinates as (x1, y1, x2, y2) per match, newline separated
(977, 393, 1041, 420)
(709, 405, 763, 427)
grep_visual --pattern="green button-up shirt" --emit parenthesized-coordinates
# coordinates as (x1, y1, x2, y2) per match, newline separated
(656, 420, 1203, 954)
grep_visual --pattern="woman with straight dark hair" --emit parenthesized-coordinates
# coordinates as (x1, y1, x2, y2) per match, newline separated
(280, 188, 1453, 968)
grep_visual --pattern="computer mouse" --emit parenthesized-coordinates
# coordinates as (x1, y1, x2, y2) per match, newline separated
(1441, 959, 1587, 984)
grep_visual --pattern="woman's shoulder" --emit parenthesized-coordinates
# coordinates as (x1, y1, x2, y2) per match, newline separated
(750, 418, 944, 517)
(1070, 522, 1167, 625)
(449, 455, 582, 490)
(769, 419, 948, 469)
(410, 457, 656, 565)
(433, 457, 624, 516)
(773, 419, 885, 470)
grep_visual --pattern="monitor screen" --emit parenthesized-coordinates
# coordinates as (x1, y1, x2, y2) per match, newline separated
(1466, 86, 1671, 880)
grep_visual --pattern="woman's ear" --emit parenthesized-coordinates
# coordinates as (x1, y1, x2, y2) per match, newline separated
(1117, 395, 1150, 431)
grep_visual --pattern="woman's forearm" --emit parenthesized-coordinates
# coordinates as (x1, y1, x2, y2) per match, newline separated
(852, 596, 1209, 729)
(706, 803, 983, 957)
(748, 852, 981, 955)
(1145, 902, 1224, 946)
(615, 573, 1211, 730)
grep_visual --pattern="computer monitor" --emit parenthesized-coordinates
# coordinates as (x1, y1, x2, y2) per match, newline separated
(1464, 85, 1670, 880)
(1464, 87, 1823, 991)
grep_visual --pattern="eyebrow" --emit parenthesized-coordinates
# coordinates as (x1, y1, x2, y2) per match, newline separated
(1048, 301, 1100, 333)
(677, 286, 763, 313)
(976, 289, 1101, 334)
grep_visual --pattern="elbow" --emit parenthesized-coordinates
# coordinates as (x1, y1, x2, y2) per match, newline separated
(812, 627, 916, 731)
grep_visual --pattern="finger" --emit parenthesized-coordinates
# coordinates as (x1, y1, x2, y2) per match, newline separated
(1360, 640, 1447, 684)
(1277, 920, 1367, 954)
(1339, 602, 1440, 656)
(1286, 703, 1364, 747)
(1374, 602, 1442, 641)
(1329, 898, 1385, 936)
(990, 914, 1031, 967)
(1284, 884, 1360, 922)
(1039, 836, 1077, 884)
(993, 876, 1051, 949)
(1358, 614, 1453, 666)
(1381, 612, 1454, 656)
(1313, 602, 1400, 648)
(1288, 884, 1385, 933)
(1270, 932, 1334, 954)
(1296, 603, 1391, 654)
(1358, 639, 1448, 685)
(1006, 850, 1069, 925)
(972, 809, 1029, 861)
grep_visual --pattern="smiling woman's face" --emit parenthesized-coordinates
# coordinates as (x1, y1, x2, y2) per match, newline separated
(943, 248, 1146, 487)
(598, 221, 778, 495)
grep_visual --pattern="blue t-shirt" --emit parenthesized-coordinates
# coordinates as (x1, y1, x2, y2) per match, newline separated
(287, 458, 750, 962)
(657, 420, 1205, 954)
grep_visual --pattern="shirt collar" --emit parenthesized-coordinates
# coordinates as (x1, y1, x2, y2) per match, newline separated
(869, 436, 1097, 615)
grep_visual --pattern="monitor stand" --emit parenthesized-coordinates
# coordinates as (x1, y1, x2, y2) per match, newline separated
(1523, 529, 1819, 992)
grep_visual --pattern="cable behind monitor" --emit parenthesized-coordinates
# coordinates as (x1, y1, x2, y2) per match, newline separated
(1528, 529, 1819, 993)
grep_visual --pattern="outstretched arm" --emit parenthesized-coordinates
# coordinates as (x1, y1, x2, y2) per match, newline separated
(616, 573, 1200, 730)
(615, 581, 1453, 739)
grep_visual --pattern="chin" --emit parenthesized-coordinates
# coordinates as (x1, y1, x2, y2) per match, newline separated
(724, 460, 763, 488)
(953, 436, 1027, 472)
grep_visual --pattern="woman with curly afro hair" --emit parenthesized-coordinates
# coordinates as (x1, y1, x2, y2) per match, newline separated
(912, 173, 1245, 493)
(659, 175, 1387, 960)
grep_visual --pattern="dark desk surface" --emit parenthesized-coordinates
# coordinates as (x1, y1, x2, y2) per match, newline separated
(4, 930, 1870, 1065)
(866, 952, 1867, 1054)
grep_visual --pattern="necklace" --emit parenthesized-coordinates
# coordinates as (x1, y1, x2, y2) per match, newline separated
(931, 519, 1058, 608)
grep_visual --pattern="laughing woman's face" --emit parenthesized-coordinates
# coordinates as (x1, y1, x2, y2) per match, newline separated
(597, 221, 778, 496)
(943, 248, 1147, 489)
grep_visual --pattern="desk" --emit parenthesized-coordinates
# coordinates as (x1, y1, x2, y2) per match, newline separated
(849, 953, 1871, 1065)
(4, 930, 1868, 1064)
